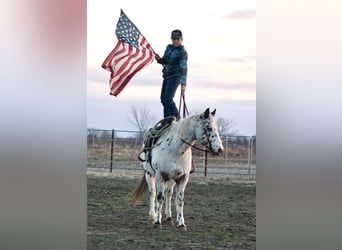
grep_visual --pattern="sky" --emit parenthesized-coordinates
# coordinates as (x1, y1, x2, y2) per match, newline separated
(87, 0, 256, 135)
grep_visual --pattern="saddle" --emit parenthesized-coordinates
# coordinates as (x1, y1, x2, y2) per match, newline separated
(138, 116, 176, 174)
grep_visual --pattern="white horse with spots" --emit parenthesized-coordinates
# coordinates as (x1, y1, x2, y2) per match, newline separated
(130, 108, 223, 229)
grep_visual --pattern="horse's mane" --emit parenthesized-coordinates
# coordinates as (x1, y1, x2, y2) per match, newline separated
(170, 114, 198, 137)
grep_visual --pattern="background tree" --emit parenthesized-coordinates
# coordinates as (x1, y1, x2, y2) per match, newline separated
(98, 130, 113, 145)
(87, 128, 98, 141)
(128, 105, 156, 142)
(216, 117, 239, 138)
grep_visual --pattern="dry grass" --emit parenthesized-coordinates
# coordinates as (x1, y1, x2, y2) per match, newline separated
(87, 170, 256, 249)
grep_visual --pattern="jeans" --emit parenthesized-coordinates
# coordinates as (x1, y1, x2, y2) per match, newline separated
(160, 76, 180, 119)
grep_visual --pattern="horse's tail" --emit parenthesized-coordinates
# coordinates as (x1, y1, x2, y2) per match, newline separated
(129, 172, 148, 205)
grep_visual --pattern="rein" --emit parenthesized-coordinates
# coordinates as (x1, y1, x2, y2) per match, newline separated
(178, 90, 189, 119)
(180, 139, 211, 153)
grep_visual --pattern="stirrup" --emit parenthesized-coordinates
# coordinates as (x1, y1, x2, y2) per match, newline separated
(138, 151, 147, 162)
(138, 151, 155, 175)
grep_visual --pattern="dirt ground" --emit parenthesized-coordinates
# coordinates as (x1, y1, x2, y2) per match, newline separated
(87, 169, 256, 250)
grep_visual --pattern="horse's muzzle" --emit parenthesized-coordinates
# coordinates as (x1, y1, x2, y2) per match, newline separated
(211, 147, 223, 155)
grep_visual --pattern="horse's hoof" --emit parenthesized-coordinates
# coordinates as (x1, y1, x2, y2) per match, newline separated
(149, 215, 155, 222)
(177, 224, 187, 231)
(153, 222, 162, 229)
(165, 217, 174, 225)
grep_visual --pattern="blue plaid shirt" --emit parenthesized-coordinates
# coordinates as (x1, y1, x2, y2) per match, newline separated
(157, 44, 188, 85)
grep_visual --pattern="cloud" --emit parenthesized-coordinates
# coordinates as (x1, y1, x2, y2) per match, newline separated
(87, 63, 162, 89)
(188, 75, 255, 90)
(218, 55, 256, 64)
(87, 68, 108, 84)
(223, 10, 256, 20)
(188, 63, 255, 90)
(87, 72, 256, 134)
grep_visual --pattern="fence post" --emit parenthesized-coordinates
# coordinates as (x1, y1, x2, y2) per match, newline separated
(110, 129, 114, 173)
(91, 131, 96, 166)
(204, 151, 208, 176)
(225, 136, 228, 168)
(247, 136, 252, 177)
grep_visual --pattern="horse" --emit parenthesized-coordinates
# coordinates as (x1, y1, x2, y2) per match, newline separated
(129, 108, 224, 229)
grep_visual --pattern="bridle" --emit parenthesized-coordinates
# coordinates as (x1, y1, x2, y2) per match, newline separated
(178, 92, 216, 153)
(181, 118, 216, 154)
(180, 138, 211, 153)
(202, 122, 216, 153)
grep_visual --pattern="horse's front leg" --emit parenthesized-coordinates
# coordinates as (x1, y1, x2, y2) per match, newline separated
(145, 172, 156, 222)
(164, 180, 175, 221)
(175, 175, 189, 228)
(154, 174, 165, 224)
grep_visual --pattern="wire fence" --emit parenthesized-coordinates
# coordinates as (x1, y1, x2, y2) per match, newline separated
(87, 129, 256, 178)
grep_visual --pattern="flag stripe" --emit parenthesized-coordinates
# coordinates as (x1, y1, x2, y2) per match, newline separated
(110, 39, 154, 96)
(101, 42, 122, 71)
(101, 10, 154, 97)
(109, 37, 153, 95)
(113, 46, 138, 79)
(110, 40, 150, 87)
(111, 51, 154, 96)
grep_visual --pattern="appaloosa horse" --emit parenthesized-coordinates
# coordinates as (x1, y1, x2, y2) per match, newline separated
(130, 108, 223, 230)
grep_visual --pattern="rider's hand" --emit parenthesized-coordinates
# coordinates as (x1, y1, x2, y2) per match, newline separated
(181, 85, 186, 93)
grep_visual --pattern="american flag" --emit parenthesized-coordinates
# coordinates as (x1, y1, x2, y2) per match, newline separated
(102, 9, 154, 97)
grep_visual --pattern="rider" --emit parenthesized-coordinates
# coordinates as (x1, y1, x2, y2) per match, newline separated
(141, 30, 194, 173)
(155, 29, 188, 121)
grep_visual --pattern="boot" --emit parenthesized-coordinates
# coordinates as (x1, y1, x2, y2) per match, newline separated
(157, 116, 176, 131)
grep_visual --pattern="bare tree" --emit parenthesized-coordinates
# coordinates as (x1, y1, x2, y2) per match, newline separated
(216, 117, 239, 137)
(87, 128, 98, 140)
(128, 105, 156, 142)
(99, 130, 112, 140)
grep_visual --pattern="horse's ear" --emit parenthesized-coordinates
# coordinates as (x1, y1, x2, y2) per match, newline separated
(203, 108, 210, 119)
(211, 109, 216, 116)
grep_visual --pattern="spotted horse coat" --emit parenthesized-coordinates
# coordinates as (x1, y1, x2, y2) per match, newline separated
(130, 108, 224, 230)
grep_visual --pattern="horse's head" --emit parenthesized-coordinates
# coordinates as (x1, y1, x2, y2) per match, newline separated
(196, 108, 224, 155)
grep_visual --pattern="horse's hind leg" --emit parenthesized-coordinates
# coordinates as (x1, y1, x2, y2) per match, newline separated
(164, 180, 175, 221)
(145, 172, 156, 222)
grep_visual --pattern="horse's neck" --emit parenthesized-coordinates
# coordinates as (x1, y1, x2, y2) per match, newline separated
(168, 115, 198, 153)
(178, 116, 198, 140)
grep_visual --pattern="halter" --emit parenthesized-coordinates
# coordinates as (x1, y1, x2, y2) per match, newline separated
(201, 121, 217, 153)
(178, 93, 217, 153)
(181, 116, 216, 154)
